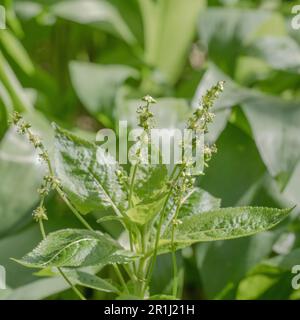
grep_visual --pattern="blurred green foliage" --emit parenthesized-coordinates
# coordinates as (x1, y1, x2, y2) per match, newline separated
(1, 0, 300, 300)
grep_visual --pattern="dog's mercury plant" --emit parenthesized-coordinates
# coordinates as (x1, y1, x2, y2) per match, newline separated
(11, 82, 292, 300)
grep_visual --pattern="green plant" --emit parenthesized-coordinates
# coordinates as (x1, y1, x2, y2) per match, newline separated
(10, 82, 291, 300)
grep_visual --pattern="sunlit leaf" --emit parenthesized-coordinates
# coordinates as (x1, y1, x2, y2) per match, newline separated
(160, 207, 291, 252)
(54, 125, 128, 215)
(14, 229, 137, 268)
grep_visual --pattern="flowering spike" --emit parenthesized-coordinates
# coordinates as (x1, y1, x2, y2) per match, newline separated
(137, 95, 156, 131)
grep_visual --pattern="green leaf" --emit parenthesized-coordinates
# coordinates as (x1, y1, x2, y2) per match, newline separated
(162, 187, 221, 235)
(69, 61, 138, 126)
(0, 194, 93, 289)
(63, 269, 120, 293)
(0, 130, 42, 237)
(0, 226, 42, 288)
(1, 277, 69, 300)
(51, 0, 136, 43)
(131, 164, 168, 206)
(198, 8, 273, 76)
(149, 295, 177, 300)
(235, 248, 300, 299)
(97, 216, 123, 224)
(178, 188, 221, 219)
(282, 162, 300, 208)
(160, 207, 291, 252)
(247, 36, 300, 74)
(258, 248, 300, 272)
(201, 123, 266, 207)
(14, 229, 137, 268)
(236, 272, 292, 300)
(108, 0, 144, 45)
(14, 1, 43, 20)
(196, 231, 277, 299)
(54, 125, 128, 215)
(127, 195, 166, 225)
(235, 250, 300, 300)
(116, 294, 141, 300)
(242, 94, 300, 189)
(0, 51, 32, 112)
(139, 0, 205, 84)
(196, 65, 300, 190)
(127, 149, 169, 224)
(0, 29, 34, 75)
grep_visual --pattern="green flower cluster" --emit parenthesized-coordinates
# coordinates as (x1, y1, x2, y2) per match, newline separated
(137, 95, 156, 131)
(11, 111, 59, 223)
(187, 81, 224, 169)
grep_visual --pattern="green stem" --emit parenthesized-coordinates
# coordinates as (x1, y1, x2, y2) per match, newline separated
(123, 264, 138, 282)
(0, 52, 31, 112)
(129, 230, 138, 275)
(56, 187, 93, 231)
(129, 164, 137, 207)
(137, 257, 148, 297)
(145, 165, 183, 289)
(58, 268, 86, 301)
(44, 155, 93, 232)
(137, 226, 150, 297)
(170, 203, 182, 298)
(39, 220, 46, 239)
(171, 224, 178, 297)
(113, 264, 129, 293)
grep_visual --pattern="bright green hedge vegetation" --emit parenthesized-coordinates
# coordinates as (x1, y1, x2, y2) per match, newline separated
(1, 0, 300, 300)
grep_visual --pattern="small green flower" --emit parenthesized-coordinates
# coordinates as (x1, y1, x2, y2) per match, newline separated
(18, 121, 31, 134)
(172, 218, 183, 227)
(11, 111, 22, 125)
(37, 185, 49, 197)
(38, 151, 49, 163)
(44, 175, 61, 189)
(33, 206, 48, 222)
(187, 80, 225, 132)
(28, 132, 42, 148)
(203, 144, 217, 166)
(116, 169, 128, 186)
(142, 95, 157, 104)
